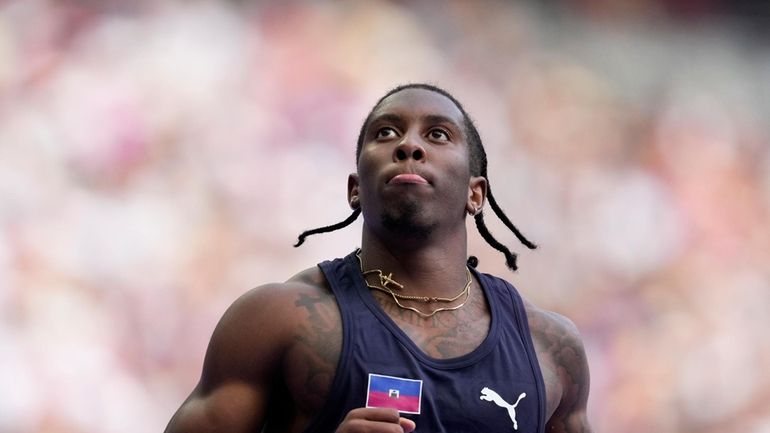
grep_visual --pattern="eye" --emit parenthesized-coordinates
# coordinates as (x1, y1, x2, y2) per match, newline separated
(375, 127, 399, 140)
(428, 128, 450, 141)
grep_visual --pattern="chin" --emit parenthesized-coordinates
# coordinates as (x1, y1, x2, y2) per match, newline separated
(380, 202, 436, 240)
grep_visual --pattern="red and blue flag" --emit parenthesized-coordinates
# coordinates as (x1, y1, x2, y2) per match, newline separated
(366, 373, 422, 414)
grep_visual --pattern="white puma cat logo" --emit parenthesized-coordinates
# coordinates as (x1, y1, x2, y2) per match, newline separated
(480, 387, 527, 430)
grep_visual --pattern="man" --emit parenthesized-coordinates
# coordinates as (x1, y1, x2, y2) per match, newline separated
(166, 84, 592, 432)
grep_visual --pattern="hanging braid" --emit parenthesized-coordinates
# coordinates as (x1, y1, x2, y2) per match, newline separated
(294, 209, 361, 247)
(470, 186, 536, 271)
(294, 83, 536, 271)
(486, 185, 537, 249)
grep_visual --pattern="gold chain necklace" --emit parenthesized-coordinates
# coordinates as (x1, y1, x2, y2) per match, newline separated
(355, 249, 472, 318)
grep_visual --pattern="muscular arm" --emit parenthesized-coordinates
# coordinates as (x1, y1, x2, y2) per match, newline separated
(165, 284, 294, 433)
(528, 307, 593, 433)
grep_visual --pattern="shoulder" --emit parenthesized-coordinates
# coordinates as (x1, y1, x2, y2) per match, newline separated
(201, 266, 335, 379)
(524, 300, 584, 347)
(232, 265, 332, 314)
(221, 265, 332, 335)
(482, 273, 581, 343)
(477, 272, 581, 341)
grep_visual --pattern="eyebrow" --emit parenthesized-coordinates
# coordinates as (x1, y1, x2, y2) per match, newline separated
(422, 114, 462, 130)
(368, 113, 463, 130)
(369, 113, 404, 127)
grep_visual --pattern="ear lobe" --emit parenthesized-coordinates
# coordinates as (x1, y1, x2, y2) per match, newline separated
(348, 173, 360, 209)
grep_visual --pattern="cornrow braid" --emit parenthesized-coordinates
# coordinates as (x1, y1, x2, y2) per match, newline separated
(294, 83, 537, 271)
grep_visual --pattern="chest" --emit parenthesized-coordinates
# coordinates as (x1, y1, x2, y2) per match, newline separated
(371, 289, 492, 359)
(281, 291, 491, 412)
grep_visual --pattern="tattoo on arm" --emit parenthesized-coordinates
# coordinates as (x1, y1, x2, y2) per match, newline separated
(291, 292, 342, 407)
(533, 312, 593, 433)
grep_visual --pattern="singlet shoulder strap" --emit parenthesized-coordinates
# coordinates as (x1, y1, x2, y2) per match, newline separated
(479, 272, 548, 433)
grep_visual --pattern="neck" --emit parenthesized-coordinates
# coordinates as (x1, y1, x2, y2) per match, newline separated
(358, 224, 470, 297)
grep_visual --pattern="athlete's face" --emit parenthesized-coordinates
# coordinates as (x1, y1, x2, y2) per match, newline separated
(349, 88, 486, 238)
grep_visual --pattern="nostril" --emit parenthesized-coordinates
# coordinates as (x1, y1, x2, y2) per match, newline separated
(396, 148, 407, 160)
(413, 149, 424, 160)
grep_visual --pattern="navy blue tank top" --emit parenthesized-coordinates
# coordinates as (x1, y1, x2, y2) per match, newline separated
(305, 251, 546, 433)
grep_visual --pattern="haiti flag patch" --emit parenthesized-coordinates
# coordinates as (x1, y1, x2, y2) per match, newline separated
(366, 373, 422, 414)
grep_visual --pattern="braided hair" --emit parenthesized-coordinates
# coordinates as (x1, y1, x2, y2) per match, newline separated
(294, 83, 536, 271)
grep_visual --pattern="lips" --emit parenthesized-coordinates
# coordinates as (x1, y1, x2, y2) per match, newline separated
(388, 173, 429, 185)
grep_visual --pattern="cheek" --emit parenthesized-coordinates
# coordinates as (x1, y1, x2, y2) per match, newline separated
(357, 154, 374, 174)
(357, 145, 390, 178)
(447, 158, 472, 184)
(355, 159, 380, 197)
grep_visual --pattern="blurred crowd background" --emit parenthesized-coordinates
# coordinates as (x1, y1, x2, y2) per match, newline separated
(2, 0, 770, 432)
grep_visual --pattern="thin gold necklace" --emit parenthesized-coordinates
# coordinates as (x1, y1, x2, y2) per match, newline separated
(355, 249, 472, 318)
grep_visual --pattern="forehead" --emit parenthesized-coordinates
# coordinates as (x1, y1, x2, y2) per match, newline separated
(372, 88, 465, 125)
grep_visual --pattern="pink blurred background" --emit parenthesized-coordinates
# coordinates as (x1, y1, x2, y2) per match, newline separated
(1, 1, 769, 432)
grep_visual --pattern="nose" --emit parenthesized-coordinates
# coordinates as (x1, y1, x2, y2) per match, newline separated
(393, 136, 426, 162)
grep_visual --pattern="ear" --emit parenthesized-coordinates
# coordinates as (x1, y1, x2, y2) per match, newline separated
(347, 173, 360, 209)
(466, 176, 487, 216)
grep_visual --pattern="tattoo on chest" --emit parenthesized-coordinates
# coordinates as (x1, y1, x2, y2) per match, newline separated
(374, 289, 490, 359)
